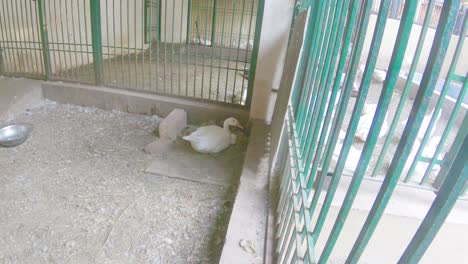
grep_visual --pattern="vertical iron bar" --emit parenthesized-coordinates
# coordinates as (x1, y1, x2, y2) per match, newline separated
(398, 133, 468, 264)
(90, 0, 104, 85)
(211, 0, 218, 45)
(409, 12, 467, 184)
(316, 0, 381, 261)
(373, 0, 438, 177)
(342, 0, 419, 260)
(424, 79, 468, 185)
(37, 0, 51, 79)
(245, 0, 264, 107)
(240, 0, 256, 105)
(346, 0, 460, 261)
(231, 0, 247, 103)
(223, 0, 236, 101)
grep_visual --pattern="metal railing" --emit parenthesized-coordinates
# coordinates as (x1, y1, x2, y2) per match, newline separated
(0, 0, 263, 107)
(272, 0, 467, 262)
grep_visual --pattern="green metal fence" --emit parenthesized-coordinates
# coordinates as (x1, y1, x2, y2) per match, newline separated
(273, 0, 467, 262)
(0, 0, 262, 107)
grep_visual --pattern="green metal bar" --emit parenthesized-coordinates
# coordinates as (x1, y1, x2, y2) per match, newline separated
(37, 0, 51, 79)
(433, 110, 468, 190)
(178, 0, 184, 95)
(13, 0, 26, 74)
(453, 74, 465, 83)
(49, 0, 62, 79)
(186, 0, 192, 96)
(301, 0, 341, 177)
(223, 0, 237, 101)
(155, 0, 160, 92)
(141, 0, 146, 91)
(144, 0, 149, 43)
(211, 0, 218, 45)
(127, 0, 131, 88)
(186, 0, 192, 45)
(216, 0, 228, 101)
(309, 0, 368, 245)
(201, 0, 211, 99)
(62, 0, 75, 80)
(90, 0, 104, 85)
(318, 0, 390, 261)
(294, 1, 327, 133)
(289, 4, 319, 108)
(373, 0, 437, 177)
(240, 0, 256, 104)
(342, 1, 419, 261)
(3, 0, 19, 74)
(232, 0, 248, 103)
(296, 2, 334, 163)
(69, 0, 81, 80)
(148, 0, 153, 90)
(409, 12, 467, 184)
(424, 78, 468, 185)
(77, 0, 87, 81)
(208, 0, 216, 101)
(285, 112, 314, 262)
(304, 0, 355, 214)
(245, 0, 264, 107)
(0, 2, 10, 74)
(22, 0, 37, 75)
(398, 133, 468, 264)
(134, 0, 139, 89)
(346, 1, 460, 261)
(0, 48, 4, 75)
(83, 0, 92, 81)
(171, 0, 176, 94)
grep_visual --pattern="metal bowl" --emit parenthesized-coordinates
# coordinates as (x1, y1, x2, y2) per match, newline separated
(0, 123, 34, 147)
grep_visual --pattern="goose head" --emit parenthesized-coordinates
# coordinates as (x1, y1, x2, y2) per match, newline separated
(223, 117, 244, 130)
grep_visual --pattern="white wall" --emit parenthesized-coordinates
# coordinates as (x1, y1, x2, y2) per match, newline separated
(363, 14, 468, 77)
(249, 0, 295, 122)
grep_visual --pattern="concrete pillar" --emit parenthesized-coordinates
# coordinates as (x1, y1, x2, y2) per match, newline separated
(249, 0, 295, 123)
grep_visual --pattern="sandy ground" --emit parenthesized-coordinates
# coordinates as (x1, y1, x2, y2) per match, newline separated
(56, 46, 250, 106)
(0, 101, 245, 263)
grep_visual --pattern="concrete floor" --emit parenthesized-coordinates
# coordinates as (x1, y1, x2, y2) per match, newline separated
(58, 47, 250, 105)
(0, 101, 245, 263)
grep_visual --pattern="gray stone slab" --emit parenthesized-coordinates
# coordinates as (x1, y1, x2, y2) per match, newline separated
(145, 140, 245, 187)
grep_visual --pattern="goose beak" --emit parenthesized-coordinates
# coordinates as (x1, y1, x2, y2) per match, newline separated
(236, 123, 244, 130)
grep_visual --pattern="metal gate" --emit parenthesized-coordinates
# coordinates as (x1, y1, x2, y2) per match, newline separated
(0, 0, 45, 78)
(272, 0, 467, 262)
(0, 0, 263, 107)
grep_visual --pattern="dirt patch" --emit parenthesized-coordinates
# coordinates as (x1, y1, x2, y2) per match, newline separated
(0, 101, 246, 263)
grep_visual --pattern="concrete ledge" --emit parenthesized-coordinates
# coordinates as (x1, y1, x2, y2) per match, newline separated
(220, 121, 270, 264)
(42, 81, 250, 124)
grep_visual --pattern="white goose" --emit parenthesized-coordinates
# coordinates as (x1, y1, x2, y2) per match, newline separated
(183, 117, 244, 154)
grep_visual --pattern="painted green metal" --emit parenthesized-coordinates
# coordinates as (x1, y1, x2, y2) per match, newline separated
(274, 0, 467, 263)
(37, 0, 51, 80)
(318, 1, 396, 261)
(345, 0, 461, 261)
(90, 0, 104, 85)
(408, 12, 467, 184)
(311, 0, 361, 239)
(245, 0, 264, 107)
(0, 48, 4, 75)
(373, 0, 437, 178)
(0, 0, 261, 106)
(399, 132, 468, 264)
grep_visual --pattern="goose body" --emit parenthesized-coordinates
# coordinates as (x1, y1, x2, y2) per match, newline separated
(355, 103, 389, 141)
(183, 118, 243, 154)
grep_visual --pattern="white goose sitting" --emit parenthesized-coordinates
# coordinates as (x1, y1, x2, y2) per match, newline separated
(183, 117, 244, 154)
